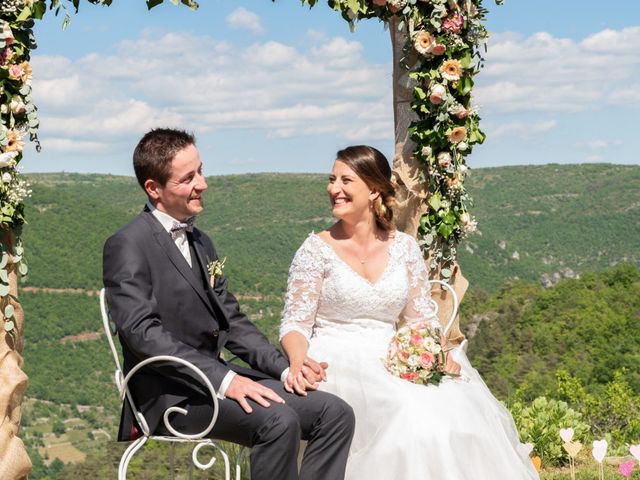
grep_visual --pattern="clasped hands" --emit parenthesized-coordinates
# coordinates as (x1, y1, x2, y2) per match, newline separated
(225, 356, 328, 414)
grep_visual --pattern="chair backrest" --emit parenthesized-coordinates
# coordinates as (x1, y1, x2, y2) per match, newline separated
(426, 279, 459, 336)
(99, 288, 219, 439)
(100, 288, 127, 395)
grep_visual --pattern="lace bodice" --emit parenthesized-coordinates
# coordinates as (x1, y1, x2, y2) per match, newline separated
(279, 231, 439, 341)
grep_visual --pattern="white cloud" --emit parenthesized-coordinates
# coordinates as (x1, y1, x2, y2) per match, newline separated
(487, 120, 557, 139)
(39, 138, 111, 154)
(31, 30, 392, 156)
(477, 27, 640, 114)
(226, 7, 265, 35)
(576, 139, 622, 149)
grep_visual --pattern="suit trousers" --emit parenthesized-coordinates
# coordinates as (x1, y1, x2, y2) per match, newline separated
(157, 379, 355, 480)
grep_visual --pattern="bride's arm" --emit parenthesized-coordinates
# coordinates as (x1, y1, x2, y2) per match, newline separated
(399, 236, 461, 375)
(279, 236, 326, 394)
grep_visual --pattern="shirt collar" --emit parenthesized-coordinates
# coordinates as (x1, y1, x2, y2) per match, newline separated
(147, 202, 187, 234)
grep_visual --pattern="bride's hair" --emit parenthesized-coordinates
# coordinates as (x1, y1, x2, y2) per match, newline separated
(335, 145, 397, 231)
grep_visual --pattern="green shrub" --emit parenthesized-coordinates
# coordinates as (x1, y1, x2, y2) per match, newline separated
(509, 396, 589, 466)
(557, 368, 640, 454)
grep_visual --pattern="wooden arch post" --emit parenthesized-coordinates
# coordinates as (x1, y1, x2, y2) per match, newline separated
(389, 17, 467, 345)
(0, 233, 30, 479)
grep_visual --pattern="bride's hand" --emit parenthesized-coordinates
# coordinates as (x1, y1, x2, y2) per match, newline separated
(444, 353, 461, 376)
(302, 356, 328, 383)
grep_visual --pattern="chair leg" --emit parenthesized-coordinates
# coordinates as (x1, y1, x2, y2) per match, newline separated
(119, 436, 148, 480)
(236, 447, 249, 480)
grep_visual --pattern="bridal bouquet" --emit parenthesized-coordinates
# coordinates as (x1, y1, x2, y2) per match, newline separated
(385, 322, 451, 386)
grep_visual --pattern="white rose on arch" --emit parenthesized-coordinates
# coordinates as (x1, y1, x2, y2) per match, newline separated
(429, 84, 446, 105)
(9, 95, 25, 114)
(437, 152, 452, 168)
(0, 151, 18, 168)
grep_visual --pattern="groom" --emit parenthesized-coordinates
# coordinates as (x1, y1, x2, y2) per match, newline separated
(103, 128, 355, 480)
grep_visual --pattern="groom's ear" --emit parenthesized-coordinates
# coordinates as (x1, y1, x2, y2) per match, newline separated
(144, 178, 161, 201)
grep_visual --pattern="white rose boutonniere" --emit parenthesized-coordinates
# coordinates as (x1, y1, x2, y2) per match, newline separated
(206, 256, 226, 288)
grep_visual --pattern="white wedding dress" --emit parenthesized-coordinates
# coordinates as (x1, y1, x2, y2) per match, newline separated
(279, 232, 539, 480)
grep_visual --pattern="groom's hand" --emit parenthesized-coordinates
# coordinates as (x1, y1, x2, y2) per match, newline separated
(225, 375, 285, 414)
(303, 356, 328, 384)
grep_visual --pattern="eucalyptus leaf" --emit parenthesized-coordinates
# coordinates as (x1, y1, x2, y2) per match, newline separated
(0, 253, 7, 269)
(146, 0, 163, 7)
(0, 269, 8, 283)
(4, 304, 14, 319)
(16, 6, 32, 22)
(0, 283, 10, 297)
(18, 263, 28, 276)
(440, 268, 452, 278)
(15, 245, 24, 255)
(428, 193, 442, 211)
(4, 320, 14, 332)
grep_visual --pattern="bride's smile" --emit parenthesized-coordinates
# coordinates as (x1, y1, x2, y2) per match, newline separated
(328, 160, 377, 221)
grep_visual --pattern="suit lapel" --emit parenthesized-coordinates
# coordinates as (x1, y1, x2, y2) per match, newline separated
(189, 233, 230, 330)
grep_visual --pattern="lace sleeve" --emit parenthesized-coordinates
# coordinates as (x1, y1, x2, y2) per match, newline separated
(278, 235, 325, 342)
(399, 234, 440, 330)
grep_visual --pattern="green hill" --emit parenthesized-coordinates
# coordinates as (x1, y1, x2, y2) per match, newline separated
(21, 164, 640, 294)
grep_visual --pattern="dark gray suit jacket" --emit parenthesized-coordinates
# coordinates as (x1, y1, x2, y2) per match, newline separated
(103, 208, 289, 440)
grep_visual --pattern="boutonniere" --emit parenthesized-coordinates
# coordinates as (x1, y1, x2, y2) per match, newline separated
(206, 256, 226, 288)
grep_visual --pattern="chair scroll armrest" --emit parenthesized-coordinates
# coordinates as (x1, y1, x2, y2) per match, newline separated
(426, 279, 459, 336)
(120, 355, 219, 440)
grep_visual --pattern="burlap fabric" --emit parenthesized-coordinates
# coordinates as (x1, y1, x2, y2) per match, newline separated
(0, 233, 31, 479)
(389, 19, 466, 346)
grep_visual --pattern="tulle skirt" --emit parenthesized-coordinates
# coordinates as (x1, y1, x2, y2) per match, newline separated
(307, 323, 539, 480)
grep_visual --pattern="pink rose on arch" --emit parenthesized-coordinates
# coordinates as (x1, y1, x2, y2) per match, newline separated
(432, 44, 446, 56)
(419, 352, 435, 368)
(8, 64, 23, 81)
(443, 12, 464, 34)
(453, 104, 468, 119)
(429, 84, 446, 104)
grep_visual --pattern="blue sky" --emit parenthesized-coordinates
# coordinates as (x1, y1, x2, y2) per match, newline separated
(24, 0, 640, 176)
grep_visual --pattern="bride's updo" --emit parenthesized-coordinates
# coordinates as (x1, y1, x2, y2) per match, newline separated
(335, 145, 396, 231)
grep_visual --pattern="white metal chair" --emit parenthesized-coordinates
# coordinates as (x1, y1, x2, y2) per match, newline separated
(426, 279, 468, 352)
(100, 288, 247, 480)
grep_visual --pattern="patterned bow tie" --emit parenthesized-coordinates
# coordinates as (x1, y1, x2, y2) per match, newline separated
(170, 217, 195, 239)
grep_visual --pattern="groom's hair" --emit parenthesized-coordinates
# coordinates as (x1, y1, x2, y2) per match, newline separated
(133, 128, 196, 188)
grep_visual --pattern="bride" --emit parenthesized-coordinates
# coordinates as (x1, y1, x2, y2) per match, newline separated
(279, 145, 539, 479)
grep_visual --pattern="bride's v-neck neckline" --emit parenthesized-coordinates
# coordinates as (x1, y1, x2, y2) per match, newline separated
(312, 232, 397, 287)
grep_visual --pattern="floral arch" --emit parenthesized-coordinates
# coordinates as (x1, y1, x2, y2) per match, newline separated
(0, 0, 499, 477)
